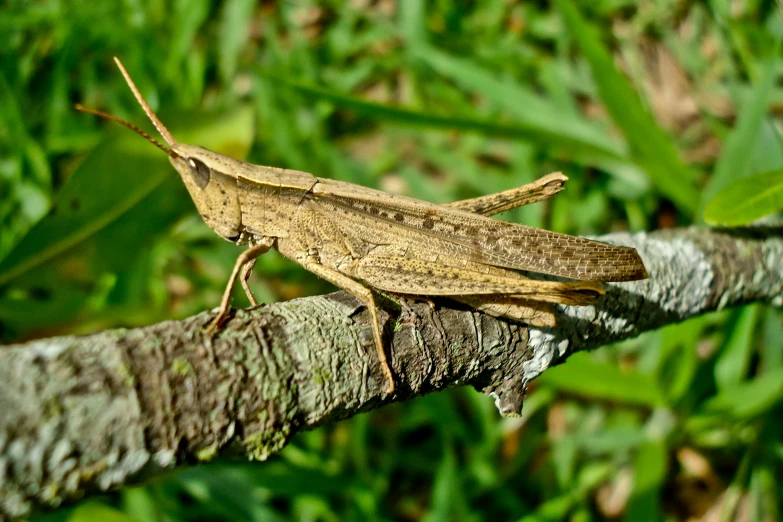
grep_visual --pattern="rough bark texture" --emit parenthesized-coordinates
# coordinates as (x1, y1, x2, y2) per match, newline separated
(1, 226, 782, 519)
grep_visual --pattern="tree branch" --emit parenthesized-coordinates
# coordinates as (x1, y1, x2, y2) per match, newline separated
(1, 226, 781, 519)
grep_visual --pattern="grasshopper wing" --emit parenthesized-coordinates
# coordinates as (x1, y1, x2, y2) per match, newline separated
(310, 179, 647, 282)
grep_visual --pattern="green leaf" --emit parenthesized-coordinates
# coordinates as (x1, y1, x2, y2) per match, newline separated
(703, 167, 783, 225)
(0, 106, 254, 287)
(538, 352, 665, 407)
(555, 0, 698, 212)
(0, 278, 89, 329)
(121, 488, 159, 522)
(702, 368, 783, 419)
(67, 503, 137, 522)
(518, 492, 576, 522)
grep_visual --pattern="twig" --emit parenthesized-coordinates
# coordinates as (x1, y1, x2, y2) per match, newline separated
(1, 227, 781, 519)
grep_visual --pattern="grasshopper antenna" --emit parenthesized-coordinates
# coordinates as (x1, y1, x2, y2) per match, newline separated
(114, 56, 177, 147)
(75, 57, 177, 155)
(112, 56, 176, 146)
(75, 104, 171, 155)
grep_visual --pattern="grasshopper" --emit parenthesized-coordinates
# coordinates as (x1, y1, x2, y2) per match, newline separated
(78, 57, 648, 394)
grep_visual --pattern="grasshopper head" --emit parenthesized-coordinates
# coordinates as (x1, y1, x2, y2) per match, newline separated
(77, 57, 243, 242)
(167, 144, 244, 241)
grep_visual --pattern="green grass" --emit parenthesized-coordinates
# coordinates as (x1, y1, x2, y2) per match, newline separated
(2, 1, 782, 521)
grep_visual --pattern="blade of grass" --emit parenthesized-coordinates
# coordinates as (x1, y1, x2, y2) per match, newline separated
(555, 0, 699, 212)
(702, 368, 783, 419)
(411, 45, 627, 159)
(399, 0, 428, 49)
(714, 306, 759, 390)
(702, 55, 780, 217)
(217, 0, 255, 84)
(271, 74, 625, 159)
(625, 441, 667, 522)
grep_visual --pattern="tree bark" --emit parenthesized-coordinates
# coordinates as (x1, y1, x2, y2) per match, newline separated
(1, 226, 781, 519)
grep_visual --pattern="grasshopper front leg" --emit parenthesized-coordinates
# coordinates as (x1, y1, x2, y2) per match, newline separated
(206, 237, 274, 333)
(239, 258, 260, 306)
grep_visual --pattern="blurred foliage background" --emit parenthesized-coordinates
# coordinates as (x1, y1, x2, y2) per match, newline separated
(1, 0, 782, 520)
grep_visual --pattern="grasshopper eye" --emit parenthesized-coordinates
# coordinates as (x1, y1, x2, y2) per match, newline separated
(186, 157, 211, 189)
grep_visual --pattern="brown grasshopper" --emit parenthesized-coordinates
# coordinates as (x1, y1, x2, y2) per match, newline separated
(78, 57, 648, 394)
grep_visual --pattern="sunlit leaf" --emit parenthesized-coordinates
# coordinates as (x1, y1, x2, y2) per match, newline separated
(0, 106, 253, 286)
(704, 168, 783, 225)
(67, 503, 136, 522)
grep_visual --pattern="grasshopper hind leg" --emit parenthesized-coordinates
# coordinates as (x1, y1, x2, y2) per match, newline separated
(445, 172, 567, 215)
(451, 295, 557, 327)
(355, 255, 604, 306)
(299, 259, 396, 395)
